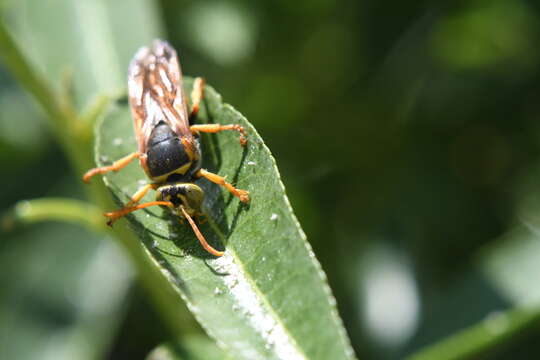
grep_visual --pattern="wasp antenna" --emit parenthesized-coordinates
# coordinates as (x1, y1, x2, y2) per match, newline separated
(180, 206, 224, 257)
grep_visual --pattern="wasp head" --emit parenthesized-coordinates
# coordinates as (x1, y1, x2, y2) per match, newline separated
(156, 183, 204, 217)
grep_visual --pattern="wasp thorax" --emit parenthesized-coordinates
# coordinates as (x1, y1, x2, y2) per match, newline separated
(156, 183, 204, 216)
(146, 121, 191, 179)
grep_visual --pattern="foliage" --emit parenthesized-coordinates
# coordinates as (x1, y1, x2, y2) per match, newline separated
(2, 0, 540, 359)
(96, 79, 354, 359)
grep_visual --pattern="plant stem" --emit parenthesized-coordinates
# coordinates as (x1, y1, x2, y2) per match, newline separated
(3, 198, 105, 233)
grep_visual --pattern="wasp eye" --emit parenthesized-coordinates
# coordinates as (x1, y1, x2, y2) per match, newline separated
(156, 183, 205, 216)
(179, 183, 205, 215)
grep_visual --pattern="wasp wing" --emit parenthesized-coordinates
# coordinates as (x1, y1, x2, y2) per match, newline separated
(127, 40, 192, 155)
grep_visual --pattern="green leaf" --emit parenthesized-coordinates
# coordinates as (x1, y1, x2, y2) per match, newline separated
(3, 0, 162, 106)
(96, 78, 356, 360)
(146, 336, 227, 360)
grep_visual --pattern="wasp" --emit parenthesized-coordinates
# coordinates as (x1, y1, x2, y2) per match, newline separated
(83, 40, 249, 257)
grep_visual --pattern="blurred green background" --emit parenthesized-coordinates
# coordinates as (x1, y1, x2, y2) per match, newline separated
(2, 0, 540, 359)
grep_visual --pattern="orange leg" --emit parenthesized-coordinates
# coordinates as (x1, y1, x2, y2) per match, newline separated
(190, 123, 247, 146)
(188, 77, 247, 146)
(196, 169, 250, 203)
(190, 77, 205, 118)
(104, 199, 223, 257)
(83, 152, 141, 183)
(125, 183, 157, 207)
(105, 184, 156, 225)
(180, 205, 223, 257)
(104, 200, 173, 226)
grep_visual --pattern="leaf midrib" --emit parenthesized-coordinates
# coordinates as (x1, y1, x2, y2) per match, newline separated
(205, 212, 309, 360)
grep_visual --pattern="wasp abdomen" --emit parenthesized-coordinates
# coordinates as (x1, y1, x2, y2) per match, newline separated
(146, 122, 191, 178)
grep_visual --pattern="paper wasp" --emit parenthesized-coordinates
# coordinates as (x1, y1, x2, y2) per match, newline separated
(83, 40, 249, 257)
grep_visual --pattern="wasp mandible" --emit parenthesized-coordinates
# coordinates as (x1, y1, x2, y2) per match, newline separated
(83, 40, 250, 257)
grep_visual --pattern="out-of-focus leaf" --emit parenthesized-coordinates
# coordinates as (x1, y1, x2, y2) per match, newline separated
(2, 0, 162, 107)
(407, 307, 540, 360)
(96, 78, 356, 360)
(431, 0, 539, 72)
(407, 225, 540, 360)
(480, 226, 540, 306)
(0, 87, 46, 160)
(0, 0, 163, 358)
(146, 336, 226, 360)
(0, 223, 133, 360)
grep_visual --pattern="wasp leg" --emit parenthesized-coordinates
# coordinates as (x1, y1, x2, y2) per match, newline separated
(180, 205, 223, 257)
(83, 152, 141, 183)
(190, 124, 247, 146)
(104, 200, 173, 226)
(189, 77, 205, 119)
(188, 77, 247, 145)
(125, 183, 158, 207)
(196, 169, 250, 203)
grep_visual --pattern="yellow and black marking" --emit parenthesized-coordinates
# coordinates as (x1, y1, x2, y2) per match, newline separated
(155, 183, 204, 217)
(146, 120, 200, 181)
(82, 40, 251, 257)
